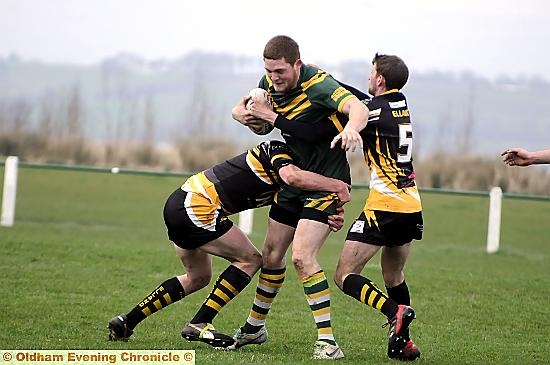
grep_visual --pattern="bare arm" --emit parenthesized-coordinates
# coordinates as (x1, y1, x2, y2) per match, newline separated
(279, 164, 350, 232)
(330, 98, 369, 152)
(501, 147, 550, 166)
(231, 96, 252, 126)
(278, 164, 350, 205)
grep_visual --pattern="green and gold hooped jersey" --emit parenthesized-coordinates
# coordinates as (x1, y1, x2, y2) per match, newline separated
(182, 141, 294, 215)
(361, 90, 422, 213)
(259, 64, 354, 183)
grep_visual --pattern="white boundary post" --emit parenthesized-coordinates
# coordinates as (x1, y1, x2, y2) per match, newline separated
(486, 186, 502, 254)
(238, 209, 254, 236)
(1, 156, 19, 227)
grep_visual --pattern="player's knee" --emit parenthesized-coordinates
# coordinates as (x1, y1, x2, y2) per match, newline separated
(333, 271, 344, 290)
(250, 251, 263, 269)
(291, 252, 310, 272)
(197, 274, 212, 289)
(189, 272, 212, 291)
(333, 272, 342, 289)
(262, 248, 285, 267)
(382, 270, 404, 288)
(239, 250, 262, 274)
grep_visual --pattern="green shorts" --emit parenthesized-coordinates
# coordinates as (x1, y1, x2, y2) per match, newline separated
(273, 185, 340, 224)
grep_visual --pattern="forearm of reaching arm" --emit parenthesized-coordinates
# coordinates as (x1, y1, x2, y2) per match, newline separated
(532, 149, 550, 164)
(343, 98, 369, 132)
(330, 98, 369, 151)
(278, 165, 350, 203)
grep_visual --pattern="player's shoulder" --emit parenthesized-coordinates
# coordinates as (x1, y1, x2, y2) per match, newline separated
(301, 64, 332, 83)
(368, 90, 407, 108)
(301, 65, 354, 106)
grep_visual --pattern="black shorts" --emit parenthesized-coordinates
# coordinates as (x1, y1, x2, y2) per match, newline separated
(163, 188, 233, 249)
(345, 210, 423, 247)
(268, 203, 300, 228)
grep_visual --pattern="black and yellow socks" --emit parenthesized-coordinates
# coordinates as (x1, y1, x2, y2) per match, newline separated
(190, 265, 251, 324)
(242, 267, 285, 333)
(126, 276, 185, 329)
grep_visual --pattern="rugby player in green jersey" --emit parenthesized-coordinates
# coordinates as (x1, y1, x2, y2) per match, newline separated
(107, 141, 350, 348)
(331, 54, 422, 361)
(231, 35, 369, 359)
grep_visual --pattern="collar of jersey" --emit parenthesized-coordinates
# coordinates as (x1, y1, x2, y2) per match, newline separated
(380, 89, 399, 95)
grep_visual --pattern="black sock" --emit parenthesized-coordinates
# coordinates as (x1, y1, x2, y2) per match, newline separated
(386, 280, 411, 338)
(126, 277, 185, 329)
(386, 280, 410, 306)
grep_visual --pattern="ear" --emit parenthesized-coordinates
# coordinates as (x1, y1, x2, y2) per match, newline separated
(377, 74, 386, 88)
(295, 58, 303, 69)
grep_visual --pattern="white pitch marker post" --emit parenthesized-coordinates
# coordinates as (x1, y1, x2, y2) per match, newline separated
(238, 209, 254, 236)
(1, 156, 19, 227)
(486, 186, 503, 254)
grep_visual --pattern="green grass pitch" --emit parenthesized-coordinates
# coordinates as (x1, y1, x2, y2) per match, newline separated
(1, 166, 549, 364)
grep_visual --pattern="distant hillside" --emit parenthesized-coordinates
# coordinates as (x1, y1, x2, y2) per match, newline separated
(1, 52, 549, 157)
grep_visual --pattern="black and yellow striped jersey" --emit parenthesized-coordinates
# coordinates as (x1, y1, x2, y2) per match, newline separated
(182, 141, 293, 215)
(259, 64, 355, 183)
(361, 90, 422, 213)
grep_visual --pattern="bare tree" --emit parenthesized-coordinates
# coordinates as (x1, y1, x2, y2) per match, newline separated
(10, 99, 32, 134)
(185, 63, 212, 136)
(100, 62, 138, 162)
(135, 94, 157, 165)
(38, 93, 54, 136)
(0, 98, 32, 157)
(457, 82, 476, 153)
(66, 84, 84, 137)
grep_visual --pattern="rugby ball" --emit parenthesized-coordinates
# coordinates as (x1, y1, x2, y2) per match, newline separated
(246, 88, 275, 135)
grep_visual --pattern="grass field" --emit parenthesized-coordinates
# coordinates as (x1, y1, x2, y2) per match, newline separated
(1, 166, 549, 364)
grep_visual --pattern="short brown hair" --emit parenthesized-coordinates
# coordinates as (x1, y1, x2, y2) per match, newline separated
(373, 53, 409, 90)
(263, 35, 300, 64)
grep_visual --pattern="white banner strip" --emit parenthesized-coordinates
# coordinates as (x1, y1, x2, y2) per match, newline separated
(0, 350, 195, 365)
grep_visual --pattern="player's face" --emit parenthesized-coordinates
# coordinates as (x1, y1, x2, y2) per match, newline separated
(368, 64, 377, 95)
(368, 63, 383, 96)
(264, 58, 301, 92)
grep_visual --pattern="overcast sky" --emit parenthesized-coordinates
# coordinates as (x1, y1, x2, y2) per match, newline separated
(2, 0, 550, 80)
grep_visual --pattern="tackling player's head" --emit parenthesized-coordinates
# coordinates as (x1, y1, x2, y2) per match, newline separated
(263, 35, 302, 92)
(369, 53, 409, 95)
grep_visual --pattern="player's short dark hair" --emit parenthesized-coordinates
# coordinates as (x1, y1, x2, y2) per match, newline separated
(373, 53, 409, 90)
(264, 35, 301, 65)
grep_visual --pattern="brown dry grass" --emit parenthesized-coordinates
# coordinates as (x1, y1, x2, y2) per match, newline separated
(2, 131, 549, 195)
(0, 130, 241, 173)
(414, 152, 550, 195)
(348, 150, 550, 196)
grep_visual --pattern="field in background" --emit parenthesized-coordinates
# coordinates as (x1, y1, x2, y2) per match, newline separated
(1, 167, 549, 364)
